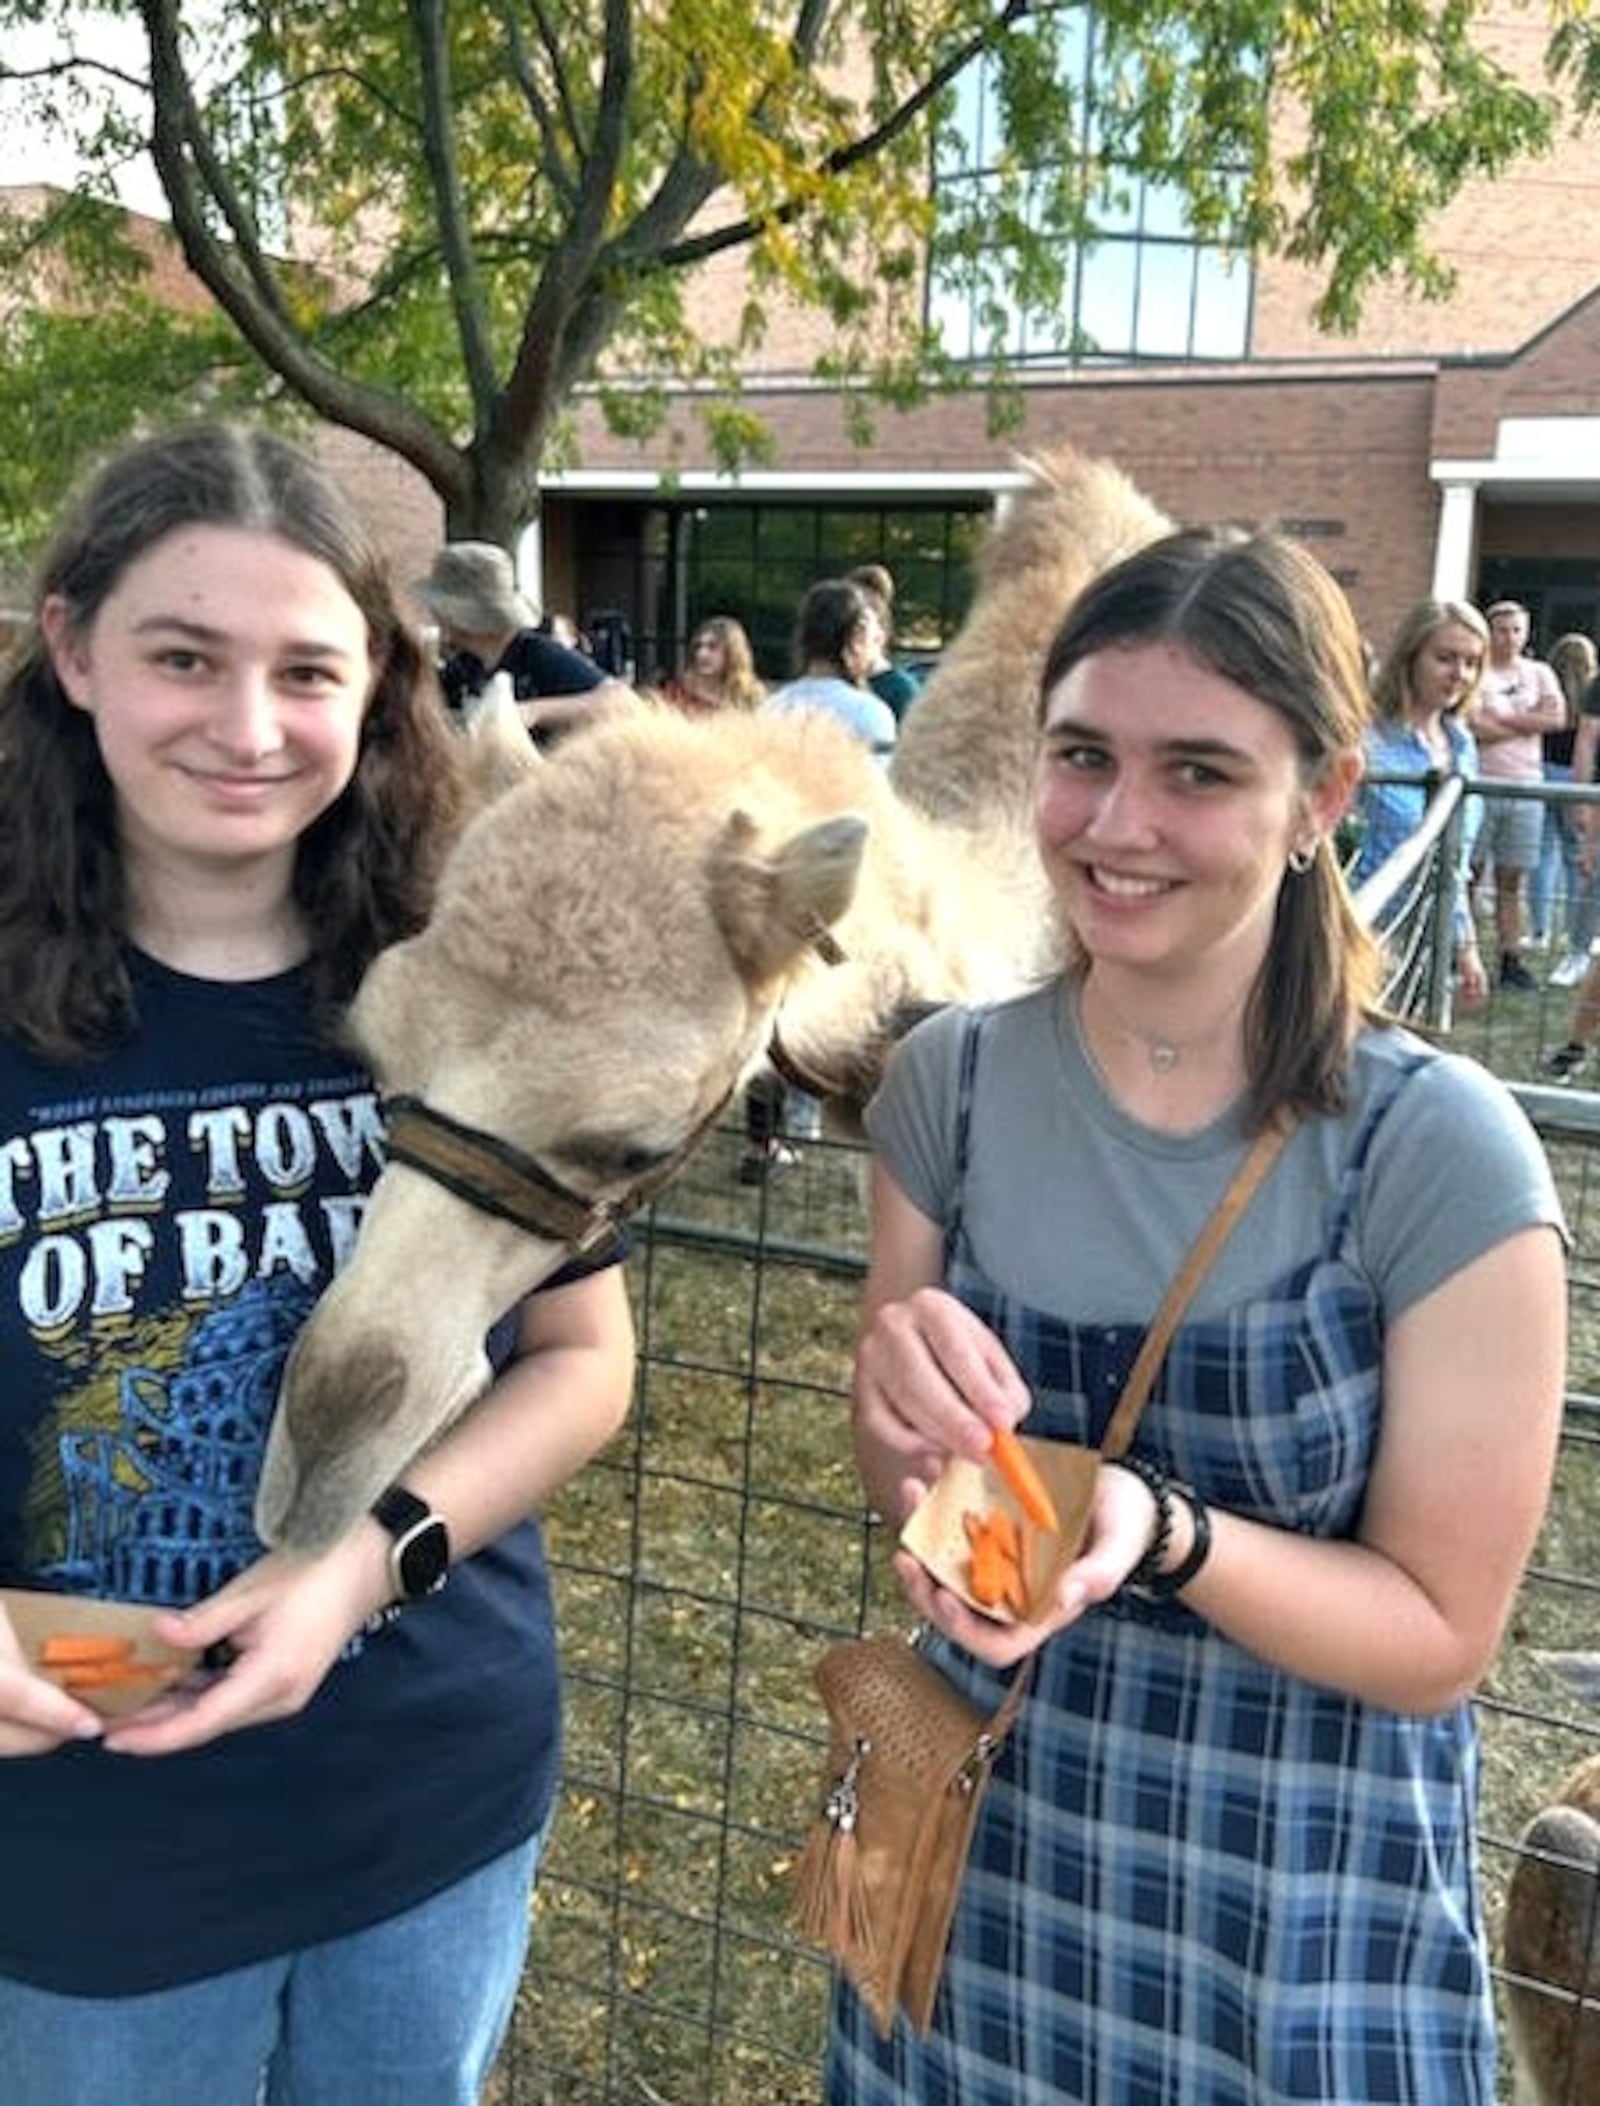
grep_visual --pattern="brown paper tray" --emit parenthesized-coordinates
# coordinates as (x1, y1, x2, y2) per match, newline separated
(1, 1586, 201, 1719)
(898, 1437, 1101, 1622)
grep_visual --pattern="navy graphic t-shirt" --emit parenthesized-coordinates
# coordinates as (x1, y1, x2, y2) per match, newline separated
(0, 954, 585, 1995)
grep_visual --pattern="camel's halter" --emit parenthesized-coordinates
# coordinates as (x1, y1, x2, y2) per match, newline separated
(765, 915, 864, 1103)
(381, 1089, 737, 1260)
(380, 923, 850, 1252)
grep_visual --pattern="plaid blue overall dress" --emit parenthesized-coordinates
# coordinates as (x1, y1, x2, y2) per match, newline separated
(825, 1020, 1495, 2104)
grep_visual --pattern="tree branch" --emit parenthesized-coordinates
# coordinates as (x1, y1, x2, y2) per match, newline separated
(408, 0, 499, 411)
(653, 0, 1036, 273)
(503, 0, 585, 184)
(137, 0, 466, 508)
(139, 0, 294, 324)
(494, 0, 637, 475)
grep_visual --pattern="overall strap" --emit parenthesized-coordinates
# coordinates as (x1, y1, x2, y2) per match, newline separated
(1099, 1117, 1295, 1462)
(941, 1008, 987, 1274)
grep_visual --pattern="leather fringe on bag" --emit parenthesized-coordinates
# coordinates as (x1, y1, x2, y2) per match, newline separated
(793, 1631, 1027, 2038)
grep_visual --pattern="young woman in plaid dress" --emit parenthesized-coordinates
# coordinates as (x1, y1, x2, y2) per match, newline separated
(827, 529, 1567, 2104)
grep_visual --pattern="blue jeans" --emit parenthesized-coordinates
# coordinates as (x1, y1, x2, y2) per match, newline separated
(1, 1830, 543, 2106)
(1532, 762, 1599, 949)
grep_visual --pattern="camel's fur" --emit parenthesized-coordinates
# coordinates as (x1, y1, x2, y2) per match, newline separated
(891, 445, 1170, 829)
(255, 445, 1170, 1553)
(1504, 1753, 1600, 2103)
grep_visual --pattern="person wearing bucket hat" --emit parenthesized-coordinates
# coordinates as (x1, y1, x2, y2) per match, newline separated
(411, 540, 629, 749)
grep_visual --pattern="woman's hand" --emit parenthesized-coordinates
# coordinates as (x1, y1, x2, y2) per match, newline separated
(893, 1457, 1162, 1667)
(854, 1285, 1033, 1525)
(1454, 942, 1487, 1010)
(0, 1609, 106, 1755)
(98, 1531, 390, 1757)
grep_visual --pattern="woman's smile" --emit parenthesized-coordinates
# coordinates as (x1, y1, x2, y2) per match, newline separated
(1084, 865, 1181, 901)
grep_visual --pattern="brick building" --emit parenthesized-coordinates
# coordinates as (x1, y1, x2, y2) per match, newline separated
(534, 4, 1600, 682)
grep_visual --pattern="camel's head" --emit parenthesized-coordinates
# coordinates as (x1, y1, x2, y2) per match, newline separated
(254, 709, 873, 1553)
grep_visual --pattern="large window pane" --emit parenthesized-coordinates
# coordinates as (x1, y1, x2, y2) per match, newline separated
(755, 510, 817, 565)
(1139, 179, 1192, 241)
(928, 273, 977, 360)
(928, 3, 1253, 364)
(696, 507, 755, 562)
(1190, 247, 1250, 358)
(684, 504, 990, 684)
(1077, 241, 1136, 356)
(1133, 243, 1197, 357)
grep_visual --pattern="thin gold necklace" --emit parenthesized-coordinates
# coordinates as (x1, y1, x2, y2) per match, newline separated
(1081, 980, 1228, 1076)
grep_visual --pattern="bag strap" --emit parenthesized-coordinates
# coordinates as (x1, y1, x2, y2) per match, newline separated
(1098, 1116, 1294, 1462)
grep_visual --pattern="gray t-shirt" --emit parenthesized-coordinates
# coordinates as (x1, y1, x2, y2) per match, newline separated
(865, 979, 1563, 1328)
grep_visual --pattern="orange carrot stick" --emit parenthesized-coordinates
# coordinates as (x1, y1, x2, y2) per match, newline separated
(968, 1540, 1007, 1608)
(963, 1507, 1031, 1615)
(38, 1634, 138, 1666)
(988, 1426, 1061, 1535)
(51, 1658, 178, 1691)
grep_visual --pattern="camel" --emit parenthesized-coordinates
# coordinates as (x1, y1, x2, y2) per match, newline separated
(253, 445, 1171, 1555)
(1503, 1751, 1600, 2103)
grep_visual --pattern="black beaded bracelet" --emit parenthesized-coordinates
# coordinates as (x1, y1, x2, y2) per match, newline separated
(1115, 1453, 1174, 1591)
(1137, 1484, 1213, 1600)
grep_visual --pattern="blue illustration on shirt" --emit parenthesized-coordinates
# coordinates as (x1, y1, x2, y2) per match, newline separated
(37, 1279, 317, 1605)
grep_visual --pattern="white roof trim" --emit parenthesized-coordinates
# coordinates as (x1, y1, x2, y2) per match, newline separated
(1433, 413, 1600, 485)
(1430, 457, 1600, 486)
(1498, 416, 1600, 460)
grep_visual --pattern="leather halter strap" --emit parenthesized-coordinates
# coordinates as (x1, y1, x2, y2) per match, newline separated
(383, 925, 851, 1250)
(765, 917, 853, 1100)
(382, 1088, 735, 1259)
(766, 1020, 835, 1101)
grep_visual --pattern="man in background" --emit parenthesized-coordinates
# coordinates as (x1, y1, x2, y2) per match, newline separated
(1472, 598, 1567, 991)
(412, 541, 631, 748)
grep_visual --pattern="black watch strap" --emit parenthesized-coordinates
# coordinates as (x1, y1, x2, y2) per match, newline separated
(370, 1483, 451, 1602)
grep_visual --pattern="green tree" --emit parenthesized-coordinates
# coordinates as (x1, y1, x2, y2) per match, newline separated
(0, 1, 1586, 554)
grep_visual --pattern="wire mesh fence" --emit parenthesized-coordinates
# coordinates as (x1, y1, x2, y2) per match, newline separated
(498, 1124, 874, 2105)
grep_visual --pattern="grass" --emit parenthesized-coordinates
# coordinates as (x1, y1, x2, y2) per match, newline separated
(494, 912, 1600, 2106)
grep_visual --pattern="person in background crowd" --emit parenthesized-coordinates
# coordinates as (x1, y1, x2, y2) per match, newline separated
(1352, 597, 1489, 1009)
(1470, 599, 1567, 992)
(764, 577, 898, 756)
(740, 580, 897, 1184)
(411, 541, 630, 750)
(828, 526, 1565, 2105)
(535, 610, 587, 654)
(0, 424, 636, 2106)
(846, 563, 923, 723)
(1538, 638, 1600, 1079)
(1541, 632, 1600, 988)
(662, 616, 765, 717)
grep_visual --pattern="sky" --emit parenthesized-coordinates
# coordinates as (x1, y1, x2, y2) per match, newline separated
(2, 14, 169, 218)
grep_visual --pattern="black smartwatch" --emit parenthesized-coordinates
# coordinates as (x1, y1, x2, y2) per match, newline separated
(370, 1484, 451, 1603)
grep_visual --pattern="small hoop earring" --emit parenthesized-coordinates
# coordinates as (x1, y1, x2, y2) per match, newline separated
(1287, 840, 1318, 875)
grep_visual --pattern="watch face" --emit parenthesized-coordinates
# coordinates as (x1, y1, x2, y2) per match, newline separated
(395, 1516, 450, 1599)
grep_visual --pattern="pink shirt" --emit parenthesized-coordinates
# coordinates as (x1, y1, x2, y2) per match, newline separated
(1474, 656, 1565, 782)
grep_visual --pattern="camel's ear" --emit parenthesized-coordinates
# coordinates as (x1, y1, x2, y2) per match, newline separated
(708, 810, 868, 985)
(459, 671, 542, 801)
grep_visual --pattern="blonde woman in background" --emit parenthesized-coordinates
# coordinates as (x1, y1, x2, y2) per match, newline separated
(1353, 597, 1489, 1009)
(663, 616, 765, 716)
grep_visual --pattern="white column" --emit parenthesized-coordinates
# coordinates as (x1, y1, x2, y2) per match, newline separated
(1431, 480, 1478, 601)
(514, 518, 544, 613)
